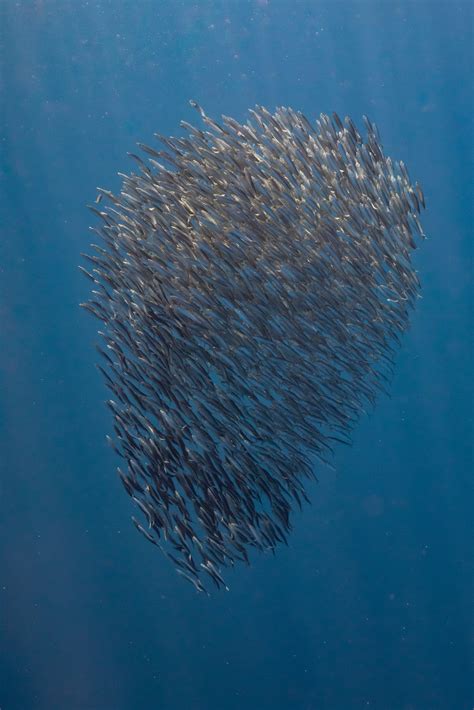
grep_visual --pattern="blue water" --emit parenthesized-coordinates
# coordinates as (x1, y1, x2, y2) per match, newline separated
(1, 2, 472, 709)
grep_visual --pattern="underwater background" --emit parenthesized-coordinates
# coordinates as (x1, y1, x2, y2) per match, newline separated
(0, 1, 472, 709)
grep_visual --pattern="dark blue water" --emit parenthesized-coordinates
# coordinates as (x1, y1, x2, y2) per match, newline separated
(1, 2, 472, 709)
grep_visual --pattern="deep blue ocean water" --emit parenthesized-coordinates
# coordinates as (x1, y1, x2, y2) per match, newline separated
(1, 2, 472, 709)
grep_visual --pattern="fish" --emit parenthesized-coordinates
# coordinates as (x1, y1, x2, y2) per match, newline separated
(131, 516, 158, 545)
(81, 102, 426, 592)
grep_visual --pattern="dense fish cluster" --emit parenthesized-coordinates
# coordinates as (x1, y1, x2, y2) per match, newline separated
(81, 102, 425, 592)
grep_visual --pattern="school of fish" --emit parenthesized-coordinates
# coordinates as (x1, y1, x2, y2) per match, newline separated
(81, 101, 425, 592)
